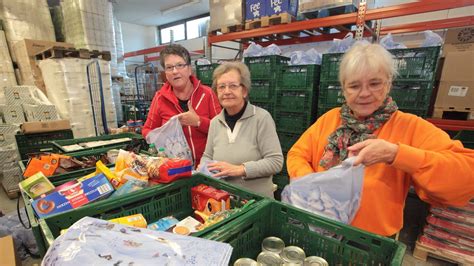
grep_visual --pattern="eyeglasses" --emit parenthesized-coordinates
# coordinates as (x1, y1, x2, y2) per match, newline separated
(216, 83, 242, 91)
(164, 63, 188, 72)
(344, 80, 388, 93)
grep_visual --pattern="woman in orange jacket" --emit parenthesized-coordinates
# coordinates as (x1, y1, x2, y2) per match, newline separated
(287, 43, 474, 236)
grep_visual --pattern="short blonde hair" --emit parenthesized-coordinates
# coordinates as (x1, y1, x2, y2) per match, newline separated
(339, 43, 398, 86)
(212, 61, 251, 94)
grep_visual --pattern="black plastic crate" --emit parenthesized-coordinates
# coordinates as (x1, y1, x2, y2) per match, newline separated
(275, 90, 317, 114)
(15, 130, 74, 160)
(454, 130, 474, 149)
(249, 79, 277, 102)
(244, 55, 290, 79)
(275, 112, 315, 134)
(278, 64, 321, 90)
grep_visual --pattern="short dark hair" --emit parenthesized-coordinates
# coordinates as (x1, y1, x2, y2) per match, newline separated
(159, 44, 191, 68)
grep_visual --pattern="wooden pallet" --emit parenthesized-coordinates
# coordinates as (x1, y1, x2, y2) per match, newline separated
(210, 24, 244, 35)
(245, 12, 294, 30)
(35, 46, 112, 61)
(432, 107, 474, 120)
(413, 241, 474, 265)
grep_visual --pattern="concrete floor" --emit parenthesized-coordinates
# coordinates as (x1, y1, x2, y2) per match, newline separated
(0, 187, 455, 266)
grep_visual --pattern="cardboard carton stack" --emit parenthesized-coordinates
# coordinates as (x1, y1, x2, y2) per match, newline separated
(434, 27, 474, 120)
(61, 0, 118, 76)
(39, 58, 117, 138)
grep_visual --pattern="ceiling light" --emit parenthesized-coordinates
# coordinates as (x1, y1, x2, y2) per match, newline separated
(160, 0, 201, 15)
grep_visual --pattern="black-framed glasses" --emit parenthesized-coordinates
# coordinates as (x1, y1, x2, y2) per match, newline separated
(164, 63, 188, 72)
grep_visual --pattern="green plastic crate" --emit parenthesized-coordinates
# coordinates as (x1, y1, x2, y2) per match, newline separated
(20, 147, 145, 256)
(278, 131, 301, 153)
(244, 55, 290, 79)
(320, 53, 344, 82)
(38, 173, 265, 253)
(275, 112, 315, 134)
(454, 130, 474, 149)
(249, 79, 277, 102)
(389, 46, 440, 81)
(279, 64, 321, 90)
(15, 130, 74, 160)
(52, 132, 145, 153)
(275, 90, 317, 114)
(195, 63, 218, 86)
(317, 81, 344, 117)
(252, 100, 275, 117)
(205, 200, 406, 265)
(390, 81, 435, 118)
(273, 173, 289, 190)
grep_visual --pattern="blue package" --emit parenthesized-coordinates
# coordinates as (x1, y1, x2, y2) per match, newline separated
(147, 216, 179, 231)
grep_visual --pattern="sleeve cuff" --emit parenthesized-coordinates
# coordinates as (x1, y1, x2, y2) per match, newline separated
(242, 162, 256, 179)
(391, 143, 425, 174)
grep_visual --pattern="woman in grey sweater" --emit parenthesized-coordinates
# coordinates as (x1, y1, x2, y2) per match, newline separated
(201, 61, 283, 198)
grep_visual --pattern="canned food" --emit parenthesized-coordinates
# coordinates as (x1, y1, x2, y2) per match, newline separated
(234, 258, 259, 266)
(281, 246, 306, 263)
(261, 236, 285, 253)
(257, 251, 283, 265)
(304, 256, 329, 266)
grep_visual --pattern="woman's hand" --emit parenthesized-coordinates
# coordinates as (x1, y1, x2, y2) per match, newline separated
(347, 139, 399, 166)
(178, 101, 200, 127)
(207, 161, 246, 178)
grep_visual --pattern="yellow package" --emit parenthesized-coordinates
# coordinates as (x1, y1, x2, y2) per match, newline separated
(109, 214, 147, 228)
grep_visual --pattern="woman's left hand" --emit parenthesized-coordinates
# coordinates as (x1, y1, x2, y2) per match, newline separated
(347, 139, 399, 166)
(207, 161, 246, 178)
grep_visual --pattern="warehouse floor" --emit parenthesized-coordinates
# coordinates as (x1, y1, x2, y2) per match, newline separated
(0, 188, 454, 266)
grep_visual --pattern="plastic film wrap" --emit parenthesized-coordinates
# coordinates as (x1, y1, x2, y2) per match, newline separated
(61, 0, 118, 76)
(0, 0, 55, 62)
(113, 17, 127, 76)
(0, 30, 16, 94)
(39, 58, 117, 138)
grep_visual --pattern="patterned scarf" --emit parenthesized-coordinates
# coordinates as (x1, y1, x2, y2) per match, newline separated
(319, 97, 398, 169)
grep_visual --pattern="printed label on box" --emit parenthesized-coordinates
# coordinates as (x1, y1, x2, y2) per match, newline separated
(448, 86, 469, 97)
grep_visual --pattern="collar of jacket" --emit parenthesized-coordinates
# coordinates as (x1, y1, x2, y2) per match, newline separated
(160, 75, 202, 106)
(217, 101, 256, 123)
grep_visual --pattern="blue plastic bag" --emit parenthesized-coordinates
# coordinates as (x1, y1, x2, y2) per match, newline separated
(421, 30, 443, 47)
(281, 157, 365, 224)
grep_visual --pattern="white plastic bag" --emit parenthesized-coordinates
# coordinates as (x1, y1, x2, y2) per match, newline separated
(243, 42, 263, 57)
(281, 157, 364, 224)
(327, 32, 355, 53)
(145, 115, 193, 165)
(262, 43, 282, 56)
(380, 33, 407, 49)
(421, 30, 443, 47)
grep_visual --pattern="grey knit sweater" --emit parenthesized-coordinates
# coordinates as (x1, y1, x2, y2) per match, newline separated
(202, 102, 283, 198)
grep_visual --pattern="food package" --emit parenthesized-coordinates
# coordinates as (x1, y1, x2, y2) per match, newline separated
(157, 159, 193, 184)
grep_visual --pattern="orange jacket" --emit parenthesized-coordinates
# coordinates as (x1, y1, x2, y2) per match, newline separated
(287, 108, 474, 236)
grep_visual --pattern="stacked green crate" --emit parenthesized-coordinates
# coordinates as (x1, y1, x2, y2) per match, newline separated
(195, 63, 218, 87)
(245, 55, 290, 117)
(273, 64, 321, 192)
(318, 46, 441, 118)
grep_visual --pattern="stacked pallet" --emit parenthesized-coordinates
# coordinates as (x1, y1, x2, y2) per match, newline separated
(413, 201, 474, 265)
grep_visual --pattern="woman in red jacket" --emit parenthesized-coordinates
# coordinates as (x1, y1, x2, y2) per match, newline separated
(142, 44, 221, 166)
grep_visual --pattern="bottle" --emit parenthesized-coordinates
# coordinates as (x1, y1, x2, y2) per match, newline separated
(148, 143, 158, 156)
(157, 147, 167, 158)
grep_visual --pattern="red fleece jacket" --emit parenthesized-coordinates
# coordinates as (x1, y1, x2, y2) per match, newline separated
(142, 75, 221, 165)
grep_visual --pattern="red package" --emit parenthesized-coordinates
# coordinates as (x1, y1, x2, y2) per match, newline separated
(423, 225, 474, 249)
(426, 215, 474, 237)
(191, 184, 230, 215)
(157, 159, 192, 183)
(418, 235, 474, 259)
(431, 207, 474, 225)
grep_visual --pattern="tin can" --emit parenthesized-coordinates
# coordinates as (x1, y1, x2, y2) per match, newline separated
(234, 258, 259, 266)
(261, 236, 285, 253)
(304, 256, 329, 266)
(257, 251, 283, 265)
(281, 246, 306, 264)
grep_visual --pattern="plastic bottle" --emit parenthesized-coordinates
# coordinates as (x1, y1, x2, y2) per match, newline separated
(148, 143, 158, 156)
(157, 147, 167, 158)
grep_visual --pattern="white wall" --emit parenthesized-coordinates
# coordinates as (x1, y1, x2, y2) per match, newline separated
(121, 22, 157, 64)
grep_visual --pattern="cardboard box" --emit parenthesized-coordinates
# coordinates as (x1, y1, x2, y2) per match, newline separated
(22, 104, 59, 122)
(20, 119, 71, 134)
(266, 0, 298, 17)
(245, 0, 266, 20)
(435, 51, 474, 109)
(12, 39, 74, 95)
(0, 235, 20, 266)
(443, 26, 474, 55)
(32, 174, 114, 218)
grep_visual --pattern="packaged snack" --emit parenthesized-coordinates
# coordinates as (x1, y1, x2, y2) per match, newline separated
(109, 214, 147, 228)
(146, 157, 169, 182)
(147, 216, 179, 231)
(19, 172, 55, 199)
(158, 159, 192, 183)
(191, 184, 230, 216)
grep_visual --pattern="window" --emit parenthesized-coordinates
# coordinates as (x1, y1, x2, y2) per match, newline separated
(159, 14, 209, 44)
(186, 16, 210, 39)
